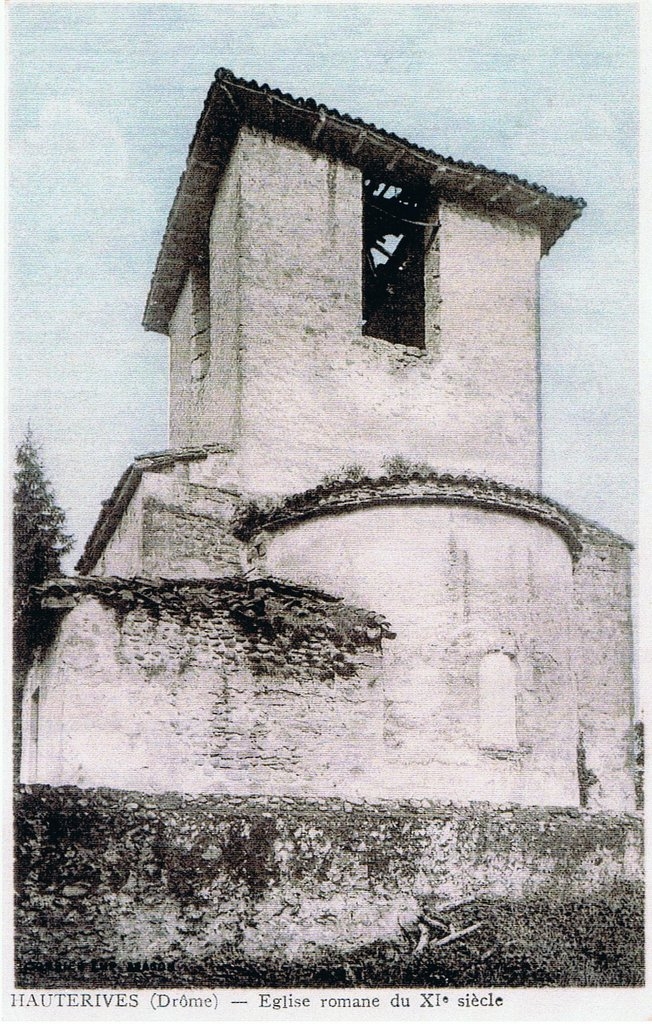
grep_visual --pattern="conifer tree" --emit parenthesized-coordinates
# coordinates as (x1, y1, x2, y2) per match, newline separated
(12, 427, 74, 774)
(13, 427, 74, 622)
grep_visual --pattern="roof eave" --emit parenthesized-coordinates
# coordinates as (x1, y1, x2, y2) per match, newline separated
(143, 68, 585, 335)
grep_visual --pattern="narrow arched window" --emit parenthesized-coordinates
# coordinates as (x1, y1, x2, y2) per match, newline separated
(478, 652, 518, 750)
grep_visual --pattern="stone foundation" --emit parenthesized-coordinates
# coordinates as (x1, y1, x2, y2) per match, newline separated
(14, 785, 643, 981)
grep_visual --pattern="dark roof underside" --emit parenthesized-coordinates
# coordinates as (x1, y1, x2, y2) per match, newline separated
(144, 68, 586, 335)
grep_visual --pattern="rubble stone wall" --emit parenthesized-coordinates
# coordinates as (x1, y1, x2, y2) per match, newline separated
(572, 526, 636, 812)
(39, 473, 635, 811)
(14, 784, 643, 970)
(93, 464, 244, 579)
(22, 506, 585, 807)
(20, 580, 388, 797)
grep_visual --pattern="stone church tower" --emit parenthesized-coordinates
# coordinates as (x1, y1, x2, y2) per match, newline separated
(21, 69, 636, 814)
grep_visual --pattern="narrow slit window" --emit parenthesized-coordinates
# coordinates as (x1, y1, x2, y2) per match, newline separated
(478, 652, 519, 750)
(190, 259, 210, 382)
(361, 177, 430, 349)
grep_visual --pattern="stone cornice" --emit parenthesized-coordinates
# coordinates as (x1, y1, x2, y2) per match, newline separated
(232, 472, 632, 561)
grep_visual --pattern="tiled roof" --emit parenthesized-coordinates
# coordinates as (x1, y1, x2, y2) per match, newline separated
(232, 471, 591, 560)
(143, 68, 586, 334)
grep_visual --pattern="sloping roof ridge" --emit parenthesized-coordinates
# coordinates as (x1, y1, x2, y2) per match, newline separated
(214, 67, 585, 209)
(36, 573, 343, 603)
(564, 508, 633, 549)
(143, 67, 586, 334)
(136, 442, 232, 470)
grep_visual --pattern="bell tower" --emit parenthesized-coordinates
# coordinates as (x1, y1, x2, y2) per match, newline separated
(144, 69, 583, 498)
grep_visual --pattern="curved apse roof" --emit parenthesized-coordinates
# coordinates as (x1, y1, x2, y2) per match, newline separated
(143, 68, 586, 335)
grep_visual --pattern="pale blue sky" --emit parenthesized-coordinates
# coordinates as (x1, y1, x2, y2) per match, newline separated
(9, 3, 638, 564)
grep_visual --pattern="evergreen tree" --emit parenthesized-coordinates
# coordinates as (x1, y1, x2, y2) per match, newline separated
(13, 427, 74, 622)
(12, 427, 74, 775)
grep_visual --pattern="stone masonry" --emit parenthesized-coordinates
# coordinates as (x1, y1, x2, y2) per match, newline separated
(21, 70, 636, 821)
(169, 129, 542, 494)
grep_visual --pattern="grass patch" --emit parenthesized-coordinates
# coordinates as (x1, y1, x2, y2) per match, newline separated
(16, 882, 643, 989)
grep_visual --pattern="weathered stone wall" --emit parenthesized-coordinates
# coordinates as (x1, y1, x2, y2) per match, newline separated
(140, 493, 241, 579)
(60, 468, 636, 811)
(234, 130, 541, 494)
(168, 274, 197, 447)
(263, 503, 578, 807)
(572, 525, 636, 813)
(167, 129, 542, 493)
(24, 512, 582, 808)
(93, 458, 244, 579)
(21, 580, 389, 796)
(15, 784, 643, 976)
(239, 474, 636, 813)
(92, 482, 146, 577)
(169, 148, 242, 448)
(437, 202, 541, 489)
